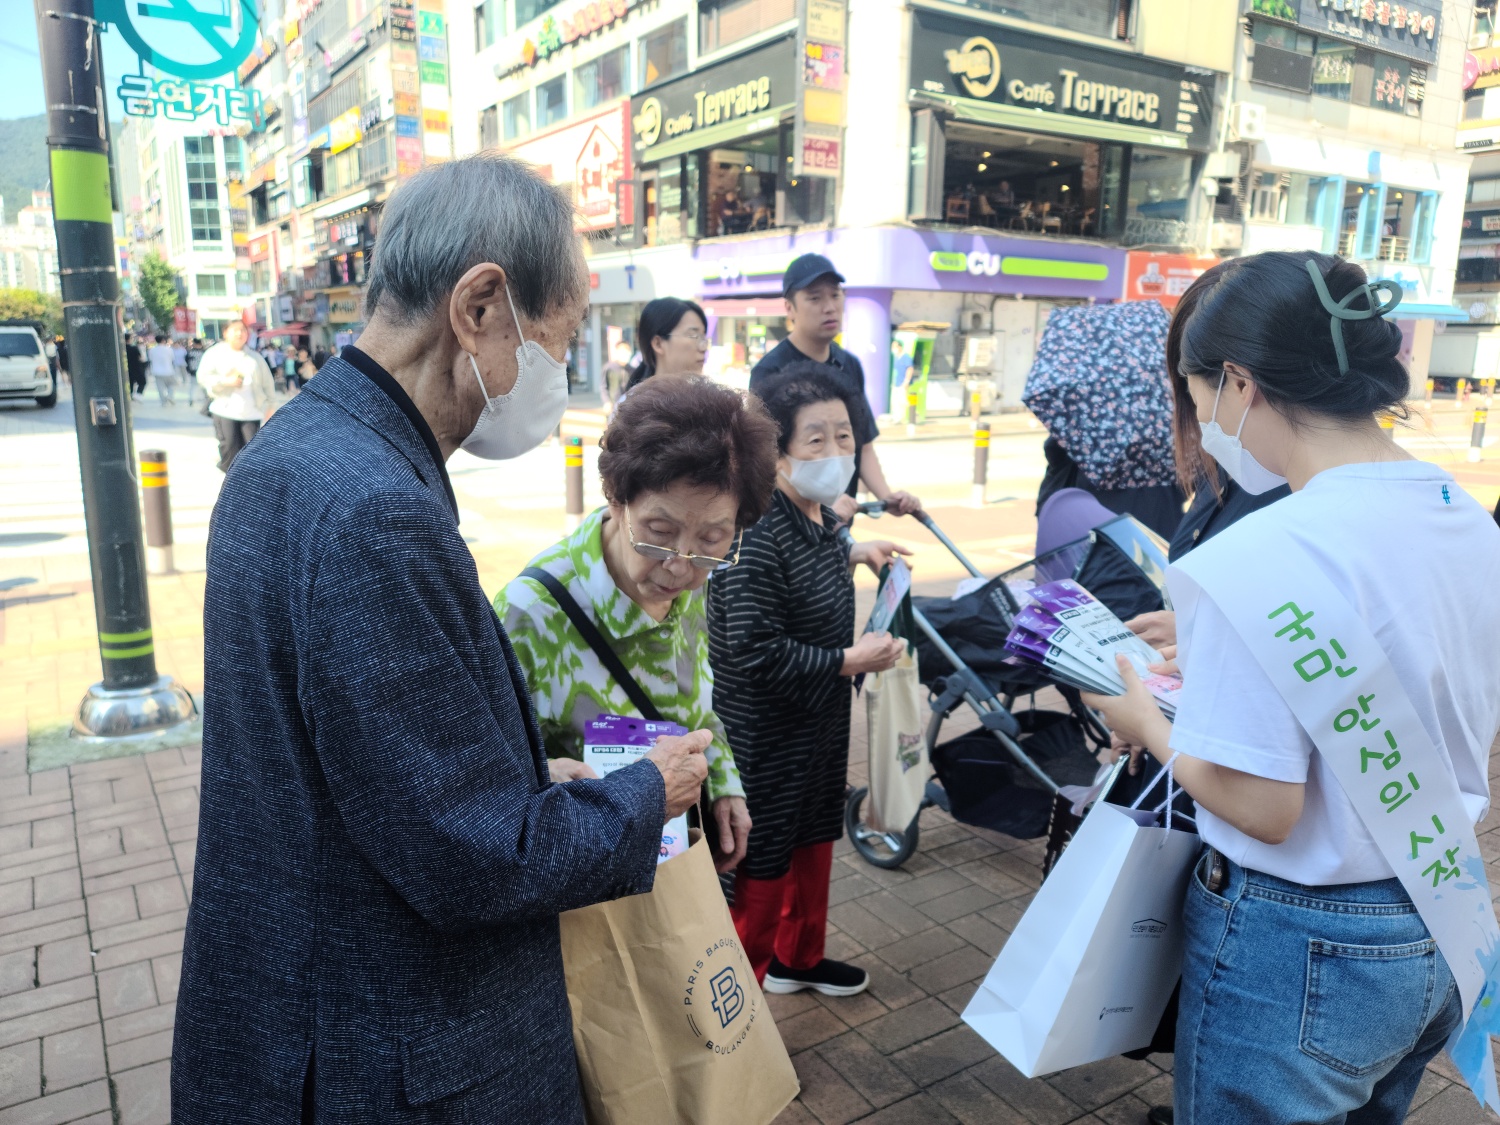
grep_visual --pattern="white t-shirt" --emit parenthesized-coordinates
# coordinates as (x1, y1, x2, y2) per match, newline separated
(1168, 460, 1500, 886)
(197, 343, 275, 422)
(147, 344, 176, 377)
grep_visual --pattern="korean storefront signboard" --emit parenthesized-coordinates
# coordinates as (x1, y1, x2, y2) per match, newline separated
(1123, 252, 1220, 309)
(630, 36, 796, 161)
(498, 0, 640, 75)
(506, 101, 630, 230)
(909, 11, 1218, 150)
(1249, 0, 1439, 65)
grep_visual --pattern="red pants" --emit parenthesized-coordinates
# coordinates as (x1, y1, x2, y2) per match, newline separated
(730, 842, 834, 984)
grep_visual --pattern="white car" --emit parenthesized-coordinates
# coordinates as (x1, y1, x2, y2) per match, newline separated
(0, 325, 56, 408)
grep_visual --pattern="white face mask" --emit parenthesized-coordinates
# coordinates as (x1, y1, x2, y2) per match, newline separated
(783, 453, 856, 507)
(1198, 374, 1288, 495)
(460, 284, 570, 460)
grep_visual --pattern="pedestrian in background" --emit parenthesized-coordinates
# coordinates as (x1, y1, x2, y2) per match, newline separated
(171, 152, 703, 1124)
(196, 320, 275, 471)
(295, 346, 317, 385)
(624, 297, 709, 390)
(751, 254, 922, 524)
(709, 361, 907, 995)
(123, 331, 147, 398)
(148, 333, 178, 405)
(600, 339, 631, 414)
(172, 337, 194, 405)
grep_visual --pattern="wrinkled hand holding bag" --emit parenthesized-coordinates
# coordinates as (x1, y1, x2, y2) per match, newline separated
(962, 764, 1198, 1076)
(559, 829, 800, 1125)
(866, 568, 929, 833)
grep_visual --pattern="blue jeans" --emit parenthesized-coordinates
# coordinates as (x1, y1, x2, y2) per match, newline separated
(1176, 850, 1461, 1125)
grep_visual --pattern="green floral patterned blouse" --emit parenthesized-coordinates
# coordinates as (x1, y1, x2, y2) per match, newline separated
(494, 508, 744, 801)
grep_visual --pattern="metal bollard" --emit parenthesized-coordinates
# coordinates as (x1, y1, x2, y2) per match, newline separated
(905, 388, 918, 435)
(1424, 377, 1434, 405)
(1469, 406, 1488, 464)
(1457, 378, 1469, 406)
(565, 435, 584, 530)
(139, 449, 174, 574)
(969, 384, 982, 422)
(971, 422, 990, 508)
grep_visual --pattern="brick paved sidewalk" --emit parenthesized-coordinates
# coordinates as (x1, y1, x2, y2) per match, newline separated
(4, 712, 1500, 1123)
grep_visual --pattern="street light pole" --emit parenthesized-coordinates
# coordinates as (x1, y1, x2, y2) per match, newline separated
(34, 0, 195, 741)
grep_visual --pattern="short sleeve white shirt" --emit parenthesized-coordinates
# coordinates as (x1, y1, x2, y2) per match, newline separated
(1168, 461, 1500, 886)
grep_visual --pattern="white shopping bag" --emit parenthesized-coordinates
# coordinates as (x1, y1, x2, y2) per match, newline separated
(962, 798, 1198, 1077)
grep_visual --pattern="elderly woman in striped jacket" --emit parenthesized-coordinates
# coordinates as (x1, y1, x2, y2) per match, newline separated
(708, 360, 908, 999)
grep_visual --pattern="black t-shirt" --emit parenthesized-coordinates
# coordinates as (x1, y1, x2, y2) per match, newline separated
(750, 337, 880, 446)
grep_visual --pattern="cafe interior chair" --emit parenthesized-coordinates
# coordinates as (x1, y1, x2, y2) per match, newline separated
(946, 196, 971, 223)
(1008, 201, 1034, 230)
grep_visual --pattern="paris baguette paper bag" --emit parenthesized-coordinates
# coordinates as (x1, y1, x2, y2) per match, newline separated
(962, 797, 1198, 1076)
(560, 829, 799, 1125)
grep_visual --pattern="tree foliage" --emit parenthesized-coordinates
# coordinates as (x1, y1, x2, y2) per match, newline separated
(138, 252, 181, 334)
(0, 288, 62, 336)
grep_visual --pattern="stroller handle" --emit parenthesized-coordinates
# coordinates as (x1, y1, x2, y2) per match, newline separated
(856, 502, 986, 580)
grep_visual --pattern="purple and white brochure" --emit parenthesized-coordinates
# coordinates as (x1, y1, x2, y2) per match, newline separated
(1030, 582, 1161, 668)
(583, 714, 691, 863)
(1005, 614, 1120, 693)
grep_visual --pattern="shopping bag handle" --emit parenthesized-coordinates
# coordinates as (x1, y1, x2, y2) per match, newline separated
(1127, 752, 1194, 832)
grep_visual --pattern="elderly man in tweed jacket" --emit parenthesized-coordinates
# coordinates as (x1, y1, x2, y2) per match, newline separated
(170, 156, 709, 1123)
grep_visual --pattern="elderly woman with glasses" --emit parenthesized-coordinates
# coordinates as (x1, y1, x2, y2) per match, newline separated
(495, 375, 779, 872)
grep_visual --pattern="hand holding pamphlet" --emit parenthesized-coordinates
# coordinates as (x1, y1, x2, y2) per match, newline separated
(583, 715, 692, 862)
(1002, 580, 1181, 717)
(865, 556, 912, 635)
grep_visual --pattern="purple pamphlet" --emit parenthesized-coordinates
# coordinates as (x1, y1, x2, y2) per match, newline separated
(583, 714, 692, 862)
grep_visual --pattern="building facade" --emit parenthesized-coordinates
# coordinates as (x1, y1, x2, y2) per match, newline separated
(452, 0, 1242, 410)
(0, 192, 60, 297)
(1231, 0, 1470, 383)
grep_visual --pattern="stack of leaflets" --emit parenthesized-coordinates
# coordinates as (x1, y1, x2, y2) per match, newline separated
(1002, 580, 1181, 717)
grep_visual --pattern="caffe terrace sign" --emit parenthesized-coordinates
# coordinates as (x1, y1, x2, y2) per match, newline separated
(910, 11, 1217, 150)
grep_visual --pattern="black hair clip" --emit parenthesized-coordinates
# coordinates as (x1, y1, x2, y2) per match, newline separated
(1305, 260, 1402, 376)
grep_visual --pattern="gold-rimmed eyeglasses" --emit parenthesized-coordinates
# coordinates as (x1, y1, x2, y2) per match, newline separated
(627, 512, 741, 570)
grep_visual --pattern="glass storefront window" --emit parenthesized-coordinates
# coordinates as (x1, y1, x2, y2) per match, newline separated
(639, 18, 689, 88)
(1370, 56, 1410, 113)
(699, 0, 793, 55)
(1286, 173, 1329, 225)
(574, 46, 629, 112)
(1253, 20, 1314, 53)
(537, 76, 567, 128)
(636, 128, 829, 247)
(503, 92, 531, 141)
(1339, 182, 1374, 257)
(1122, 150, 1194, 247)
(938, 124, 1118, 241)
(514, 0, 561, 28)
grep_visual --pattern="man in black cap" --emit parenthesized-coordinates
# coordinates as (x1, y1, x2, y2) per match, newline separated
(750, 253, 920, 520)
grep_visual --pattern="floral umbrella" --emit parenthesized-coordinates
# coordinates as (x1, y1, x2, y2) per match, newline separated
(1022, 300, 1176, 490)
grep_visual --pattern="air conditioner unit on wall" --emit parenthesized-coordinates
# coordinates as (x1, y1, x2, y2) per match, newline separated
(1230, 102, 1267, 142)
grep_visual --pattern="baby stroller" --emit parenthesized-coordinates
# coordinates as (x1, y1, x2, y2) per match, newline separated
(844, 492, 1172, 874)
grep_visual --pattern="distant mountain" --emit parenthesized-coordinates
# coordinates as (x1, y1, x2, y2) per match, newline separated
(0, 115, 52, 224)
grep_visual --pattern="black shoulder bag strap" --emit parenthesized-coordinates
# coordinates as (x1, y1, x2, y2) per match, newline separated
(521, 567, 709, 833)
(521, 567, 663, 722)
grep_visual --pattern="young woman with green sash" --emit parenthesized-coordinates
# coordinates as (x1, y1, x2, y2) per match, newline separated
(1086, 251, 1500, 1123)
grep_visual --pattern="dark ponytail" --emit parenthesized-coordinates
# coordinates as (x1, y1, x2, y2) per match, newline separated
(625, 297, 708, 390)
(1173, 251, 1409, 428)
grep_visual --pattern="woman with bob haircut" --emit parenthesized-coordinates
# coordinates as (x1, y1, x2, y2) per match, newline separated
(496, 375, 780, 872)
(625, 297, 710, 389)
(1085, 250, 1500, 1124)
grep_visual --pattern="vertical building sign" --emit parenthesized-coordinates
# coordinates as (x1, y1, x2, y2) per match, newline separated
(417, 2, 453, 161)
(390, 0, 425, 178)
(795, 0, 846, 176)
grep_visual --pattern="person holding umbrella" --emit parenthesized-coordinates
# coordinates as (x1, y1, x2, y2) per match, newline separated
(1025, 301, 1185, 538)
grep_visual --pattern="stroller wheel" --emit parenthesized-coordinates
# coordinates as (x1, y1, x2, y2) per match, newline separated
(845, 787, 921, 869)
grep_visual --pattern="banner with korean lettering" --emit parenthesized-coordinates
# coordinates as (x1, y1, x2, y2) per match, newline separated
(1172, 526, 1500, 1106)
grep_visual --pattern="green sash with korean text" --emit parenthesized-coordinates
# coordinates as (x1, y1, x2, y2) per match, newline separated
(1172, 527, 1500, 1106)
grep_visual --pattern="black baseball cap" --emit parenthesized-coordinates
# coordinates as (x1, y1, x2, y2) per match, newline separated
(782, 253, 845, 298)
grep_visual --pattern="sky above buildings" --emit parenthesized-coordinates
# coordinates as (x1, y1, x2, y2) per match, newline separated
(3, 17, 139, 121)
